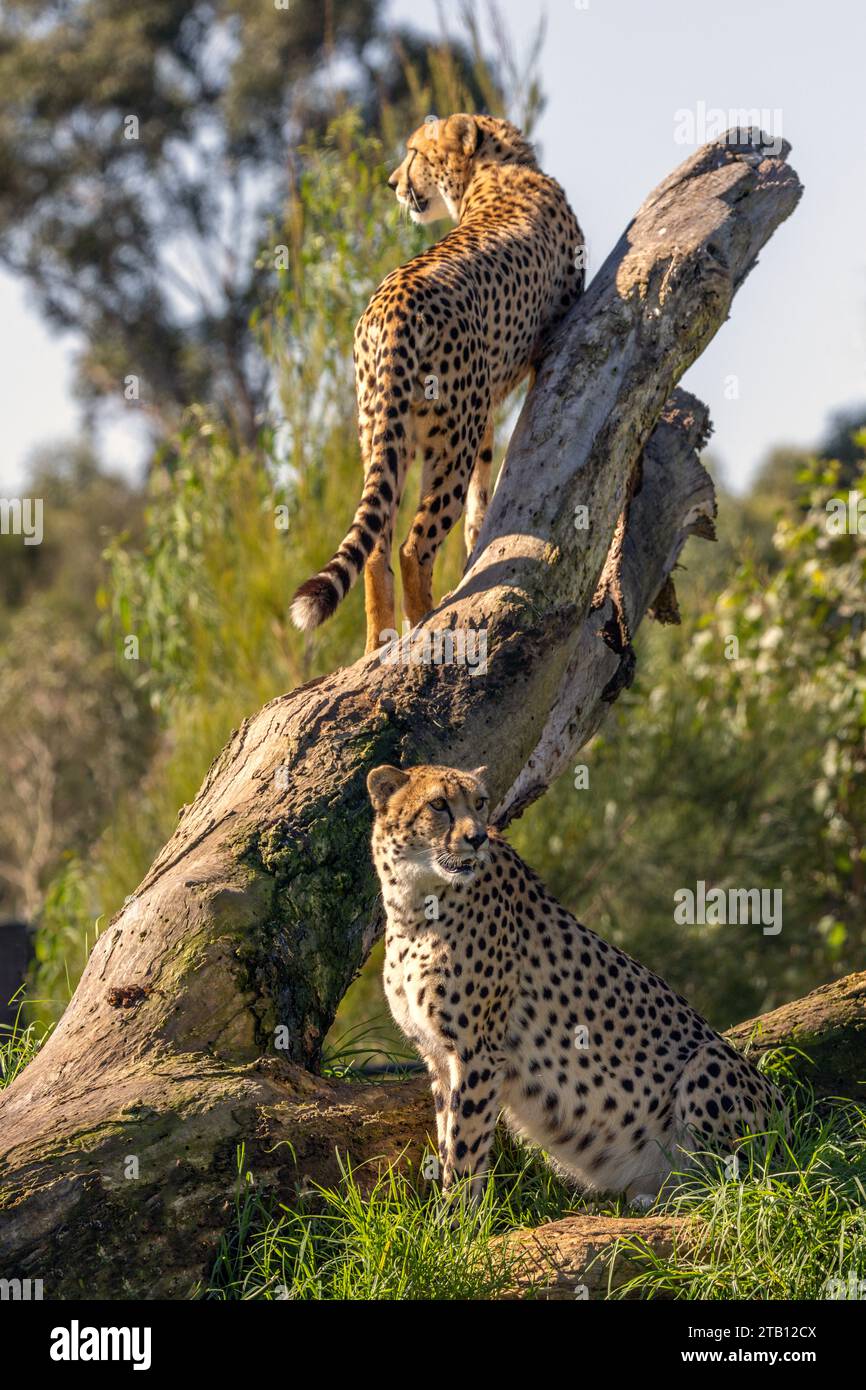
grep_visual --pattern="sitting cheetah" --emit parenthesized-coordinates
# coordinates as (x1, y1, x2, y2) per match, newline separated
(291, 113, 584, 653)
(368, 762, 787, 1201)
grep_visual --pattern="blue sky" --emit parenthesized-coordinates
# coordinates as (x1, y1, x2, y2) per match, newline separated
(2, 0, 864, 494)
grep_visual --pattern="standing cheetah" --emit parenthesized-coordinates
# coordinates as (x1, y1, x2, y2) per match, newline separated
(368, 763, 787, 1200)
(291, 113, 584, 653)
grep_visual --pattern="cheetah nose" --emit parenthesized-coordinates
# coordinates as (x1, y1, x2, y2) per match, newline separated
(388, 169, 400, 189)
(466, 830, 488, 851)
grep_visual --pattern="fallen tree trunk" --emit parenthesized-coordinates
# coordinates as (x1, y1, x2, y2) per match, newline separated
(0, 131, 801, 1298)
(494, 1212, 691, 1300)
(727, 969, 866, 1099)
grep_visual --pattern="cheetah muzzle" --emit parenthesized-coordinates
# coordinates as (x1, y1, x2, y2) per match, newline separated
(368, 762, 788, 1203)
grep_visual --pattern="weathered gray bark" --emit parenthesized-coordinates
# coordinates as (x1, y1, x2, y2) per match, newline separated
(0, 131, 802, 1298)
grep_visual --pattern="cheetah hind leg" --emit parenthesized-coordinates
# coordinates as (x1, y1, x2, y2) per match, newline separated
(400, 435, 474, 626)
(401, 402, 488, 624)
(358, 411, 400, 653)
(672, 1041, 787, 1182)
(463, 415, 494, 561)
(364, 540, 395, 653)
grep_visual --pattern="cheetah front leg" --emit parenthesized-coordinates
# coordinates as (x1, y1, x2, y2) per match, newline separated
(418, 1053, 450, 1178)
(442, 1050, 502, 1203)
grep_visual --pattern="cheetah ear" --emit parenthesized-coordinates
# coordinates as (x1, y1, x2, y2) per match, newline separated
(445, 114, 479, 157)
(367, 764, 409, 811)
(470, 765, 489, 786)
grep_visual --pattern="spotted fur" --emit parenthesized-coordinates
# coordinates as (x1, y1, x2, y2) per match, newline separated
(368, 763, 788, 1200)
(291, 114, 584, 652)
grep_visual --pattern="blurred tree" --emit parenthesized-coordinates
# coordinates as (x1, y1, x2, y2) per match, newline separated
(0, 0, 519, 449)
(733, 445, 811, 569)
(0, 445, 154, 925)
(819, 404, 866, 480)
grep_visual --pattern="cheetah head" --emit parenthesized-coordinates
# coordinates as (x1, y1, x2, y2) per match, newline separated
(387, 114, 537, 225)
(367, 763, 491, 886)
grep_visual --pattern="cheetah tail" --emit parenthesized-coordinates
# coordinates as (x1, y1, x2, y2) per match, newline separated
(289, 441, 404, 633)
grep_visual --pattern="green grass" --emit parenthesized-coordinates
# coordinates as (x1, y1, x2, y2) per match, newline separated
(207, 1051, 866, 1301)
(320, 1013, 420, 1081)
(0, 996, 52, 1090)
(205, 1132, 600, 1301)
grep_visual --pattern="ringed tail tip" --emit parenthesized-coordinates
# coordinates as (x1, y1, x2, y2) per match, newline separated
(290, 575, 340, 632)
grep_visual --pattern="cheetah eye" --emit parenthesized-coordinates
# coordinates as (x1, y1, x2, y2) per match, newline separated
(475, 797, 488, 811)
(429, 798, 447, 812)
